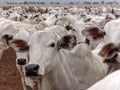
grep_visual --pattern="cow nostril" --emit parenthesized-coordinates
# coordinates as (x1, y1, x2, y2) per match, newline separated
(17, 59, 26, 65)
(33, 65, 39, 71)
(25, 64, 39, 76)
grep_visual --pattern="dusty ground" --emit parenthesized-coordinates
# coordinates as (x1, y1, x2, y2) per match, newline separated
(0, 48, 23, 90)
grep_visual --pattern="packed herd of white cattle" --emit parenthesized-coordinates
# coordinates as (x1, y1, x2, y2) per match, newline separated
(0, 5, 120, 90)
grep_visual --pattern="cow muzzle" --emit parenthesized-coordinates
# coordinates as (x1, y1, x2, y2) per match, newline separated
(17, 58, 26, 65)
(25, 64, 39, 77)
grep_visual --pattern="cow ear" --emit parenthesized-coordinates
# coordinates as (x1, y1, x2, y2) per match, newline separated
(115, 15, 119, 19)
(8, 39, 29, 52)
(57, 35, 76, 50)
(99, 43, 119, 59)
(82, 27, 105, 41)
(84, 18, 91, 22)
(1, 34, 13, 45)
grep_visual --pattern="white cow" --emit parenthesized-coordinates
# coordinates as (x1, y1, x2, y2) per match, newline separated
(0, 23, 19, 58)
(6, 26, 70, 90)
(91, 13, 116, 29)
(83, 17, 120, 51)
(104, 19, 120, 45)
(90, 19, 120, 51)
(54, 16, 86, 43)
(22, 30, 108, 90)
(0, 17, 49, 59)
(1, 27, 36, 90)
(82, 26, 105, 50)
(87, 70, 120, 90)
(0, 18, 48, 90)
(0, 18, 49, 32)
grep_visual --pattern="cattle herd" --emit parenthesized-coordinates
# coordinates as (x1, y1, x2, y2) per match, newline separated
(0, 5, 120, 90)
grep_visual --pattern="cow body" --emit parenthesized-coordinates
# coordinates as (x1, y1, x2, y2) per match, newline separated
(88, 70, 120, 90)
(24, 30, 108, 90)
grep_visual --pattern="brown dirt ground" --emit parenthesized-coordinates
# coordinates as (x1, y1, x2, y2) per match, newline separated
(0, 48, 23, 90)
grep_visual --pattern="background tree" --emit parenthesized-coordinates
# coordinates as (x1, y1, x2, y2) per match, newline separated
(93, 2, 99, 4)
(101, 1, 105, 4)
(69, 2, 74, 4)
(83, 1, 91, 4)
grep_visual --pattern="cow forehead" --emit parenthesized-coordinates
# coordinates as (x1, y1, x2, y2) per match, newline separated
(28, 31, 57, 45)
(16, 51, 28, 58)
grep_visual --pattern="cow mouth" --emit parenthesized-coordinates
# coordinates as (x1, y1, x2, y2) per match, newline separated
(17, 62, 26, 66)
(26, 73, 43, 78)
(27, 75, 43, 80)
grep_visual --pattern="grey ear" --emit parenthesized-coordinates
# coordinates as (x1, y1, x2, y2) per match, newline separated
(84, 18, 91, 22)
(8, 39, 29, 52)
(57, 35, 76, 50)
(1, 34, 13, 45)
(115, 15, 119, 19)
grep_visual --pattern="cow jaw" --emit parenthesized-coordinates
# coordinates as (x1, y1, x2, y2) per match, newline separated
(0, 50, 3, 59)
(0, 41, 9, 59)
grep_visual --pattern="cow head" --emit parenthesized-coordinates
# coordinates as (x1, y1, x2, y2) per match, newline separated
(0, 28, 30, 66)
(25, 31, 76, 77)
(8, 39, 29, 66)
(64, 20, 86, 43)
(99, 43, 119, 63)
(0, 34, 13, 59)
(82, 27, 105, 41)
(105, 13, 116, 22)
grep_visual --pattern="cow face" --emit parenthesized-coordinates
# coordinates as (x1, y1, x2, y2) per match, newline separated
(105, 14, 116, 22)
(64, 20, 86, 43)
(25, 31, 76, 77)
(0, 34, 13, 59)
(8, 39, 29, 66)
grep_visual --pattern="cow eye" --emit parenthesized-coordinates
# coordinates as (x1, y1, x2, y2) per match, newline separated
(72, 29, 76, 31)
(49, 43, 55, 47)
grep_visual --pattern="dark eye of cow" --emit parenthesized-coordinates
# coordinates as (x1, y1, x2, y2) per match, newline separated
(72, 29, 76, 31)
(49, 43, 55, 47)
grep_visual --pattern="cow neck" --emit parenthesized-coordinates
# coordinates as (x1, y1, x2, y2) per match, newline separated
(44, 52, 59, 76)
(43, 51, 80, 90)
(104, 54, 120, 75)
